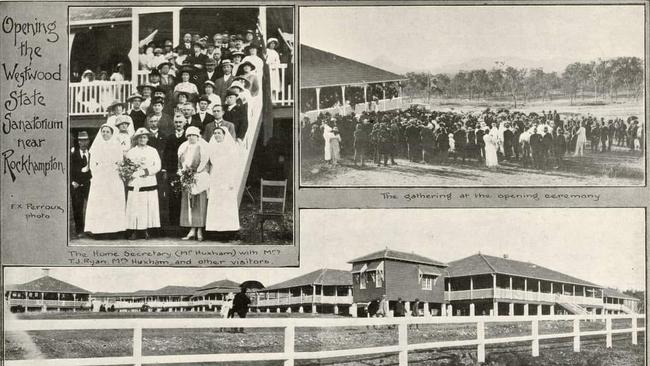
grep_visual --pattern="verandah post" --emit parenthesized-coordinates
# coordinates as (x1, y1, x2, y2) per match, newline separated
(477, 319, 485, 362)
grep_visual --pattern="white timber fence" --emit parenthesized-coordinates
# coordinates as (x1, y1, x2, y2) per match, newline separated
(4, 313, 644, 366)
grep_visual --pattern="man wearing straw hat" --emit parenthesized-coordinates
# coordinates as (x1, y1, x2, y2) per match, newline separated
(214, 59, 235, 101)
(70, 131, 92, 238)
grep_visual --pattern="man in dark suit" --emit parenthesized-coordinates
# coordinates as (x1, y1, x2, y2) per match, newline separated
(465, 126, 477, 161)
(196, 59, 220, 87)
(203, 104, 237, 141)
(223, 88, 248, 141)
(530, 127, 544, 170)
(214, 60, 235, 101)
(503, 123, 514, 161)
(145, 111, 168, 230)
(190, 95, 215, 132)
(128, 93, 146, 130)
(185, 42, 209, 73)
(163, 113, 188, 230)
(175, 33, 193, 54)
(70, 131, 92, 238)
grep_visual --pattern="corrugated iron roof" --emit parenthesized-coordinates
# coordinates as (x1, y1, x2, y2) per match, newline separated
(7, 276, 90, 294)
(261, 269, 352, 291)
(69, 7, 132, 23)
(603, 288, 640, 301)
(196, 279, 241, 292)
(300, 44, 406, 89)
(447, 254, 601, 288)
(348, 248, 447, 267)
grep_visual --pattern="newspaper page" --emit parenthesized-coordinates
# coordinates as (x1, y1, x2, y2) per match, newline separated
(1, 1, 647, 365)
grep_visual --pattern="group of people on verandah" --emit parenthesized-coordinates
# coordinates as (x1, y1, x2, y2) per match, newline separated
(70, 29, 279, 241)
(73, 28, 289, 108)
(302, 105, 644, 170)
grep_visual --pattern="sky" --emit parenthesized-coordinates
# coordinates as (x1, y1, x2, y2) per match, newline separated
(5, 208, 645, 292)
(300, 6, 645, 72)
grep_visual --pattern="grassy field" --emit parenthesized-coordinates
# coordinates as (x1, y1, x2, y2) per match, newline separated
(4, 312, 644, 365)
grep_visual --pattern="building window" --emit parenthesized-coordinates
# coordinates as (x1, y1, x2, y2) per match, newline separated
(422, 275, 437, 290)
(376, 271, 383, 287)
(368, 272, 376, 287)
(360, 273, 367, 289)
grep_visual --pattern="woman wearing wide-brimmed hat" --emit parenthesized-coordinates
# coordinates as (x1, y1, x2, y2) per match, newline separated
(125, 128, 162, 240)
(113, 115, 134, 154)
(177, 126, 210, 241)
(106, 100, 134, 136)
(137, 83, 154, 112)
(241, 44, 264, 78)
(173, 64, 199, 101)
(85, 124, 127, 238)
(234, 61, 259, 97)
(265, 38, 281, 99)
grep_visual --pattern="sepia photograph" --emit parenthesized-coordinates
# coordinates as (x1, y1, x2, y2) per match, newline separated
(299, 6, 645, 187)
(4, 208, 645, 365)
(67, 6, 294, 245)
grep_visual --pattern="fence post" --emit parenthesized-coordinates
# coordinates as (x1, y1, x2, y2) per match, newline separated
(477, 319, 485, 363)
(398, 321, 408, 365)
(284, 324, 295, 366)
(605, 316, 612, 348)
(133, 324, 142, 366)
(631, 314, 638, 345)
(573, 318, 580, 352)
(531, 318, 539, 357)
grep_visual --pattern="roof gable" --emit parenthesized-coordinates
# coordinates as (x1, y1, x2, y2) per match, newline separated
(7, 276, 90, 294)
(197, 279, 240, 291)
(603, 288, 640, 301)
(300, 44, 405, 89)
(262, 269, 352, 291)
(448, 254, 601, 288)
(349, 249, 447, 267)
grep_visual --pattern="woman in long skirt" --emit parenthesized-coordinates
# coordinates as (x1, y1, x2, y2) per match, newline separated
(125, 128, 161, 240)
(205, 127, 241, 237)
(178, 126, 210, 241)
(84, 124, 127, 237)
(484, 132, 499, 168)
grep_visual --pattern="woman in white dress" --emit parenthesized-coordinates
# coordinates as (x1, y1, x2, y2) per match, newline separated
(205, 127, 241, 237)
(483, 131, 499, 168)
(173, 65, 199, 101)
(573, 122, 587, 157)
(241, 45, 265, 79)
(84, 124, 127, 237)
(113, 115, 134, 154)
(125, 128, 161, 240)
(265, 38, 281, 99)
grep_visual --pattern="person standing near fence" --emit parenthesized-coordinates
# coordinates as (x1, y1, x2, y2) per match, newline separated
(70, 131, 92, 238)
(232, 287, 251, 333)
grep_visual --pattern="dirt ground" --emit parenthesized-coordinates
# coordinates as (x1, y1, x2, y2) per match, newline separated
(302, 147, 644, 187)
(4, 312, 644, 365)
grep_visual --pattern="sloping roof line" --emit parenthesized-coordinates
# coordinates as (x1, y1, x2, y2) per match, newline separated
(261, 268, 352, 291)
(300, 44, 406, 89)
(196, 279, 241, 291)
(348, 248, 447, 267)
(447, 254, 601, 288)
(603, 288, 640, 301)
(7, 276, 90, 294)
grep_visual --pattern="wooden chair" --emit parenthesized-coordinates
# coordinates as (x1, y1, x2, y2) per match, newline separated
(257, 179, 287, 242)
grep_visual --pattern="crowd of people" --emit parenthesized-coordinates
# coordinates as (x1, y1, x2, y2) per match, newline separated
(302, 105, 644, 171)
(69, 30, 277, 241)
(73, 29, 288, 109)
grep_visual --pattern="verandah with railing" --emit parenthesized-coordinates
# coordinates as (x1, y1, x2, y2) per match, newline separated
(69, 63, 293, 116)
(4, 313, 644, 366)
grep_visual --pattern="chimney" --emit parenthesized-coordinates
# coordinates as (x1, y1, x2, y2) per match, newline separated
(42, 268, 50, 277)
(503, 254, 509, 259)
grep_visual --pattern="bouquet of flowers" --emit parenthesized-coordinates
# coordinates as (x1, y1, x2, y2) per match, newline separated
(116, 157, 140, 183)
(170, 168, 196, 194)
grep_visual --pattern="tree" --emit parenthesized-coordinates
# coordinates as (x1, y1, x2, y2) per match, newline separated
(504, 66, 526, 107)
